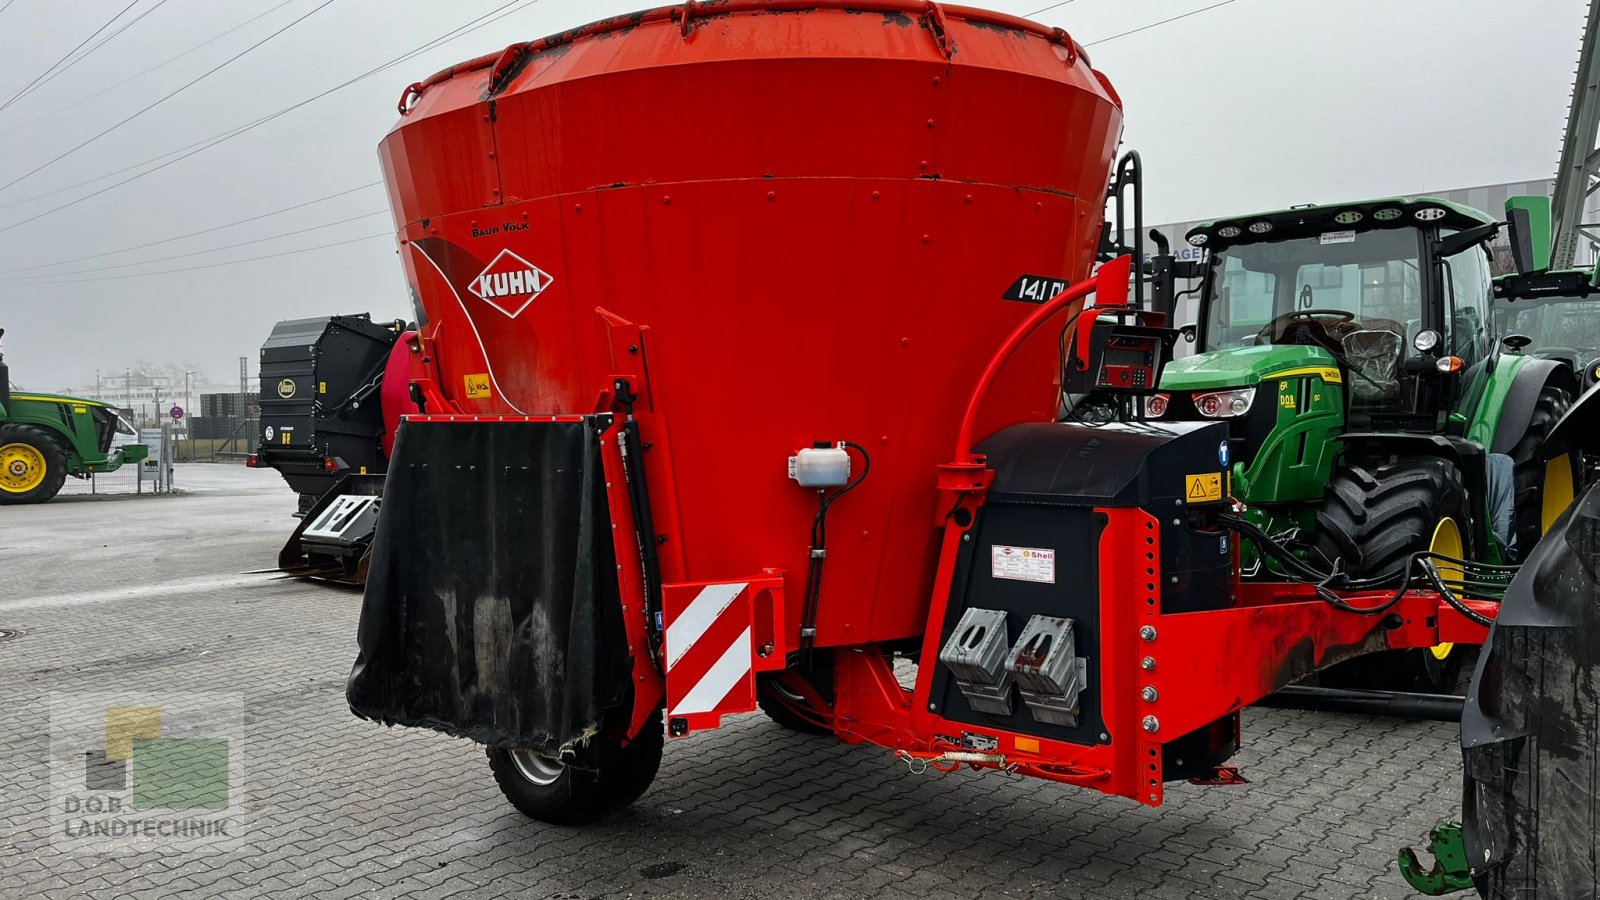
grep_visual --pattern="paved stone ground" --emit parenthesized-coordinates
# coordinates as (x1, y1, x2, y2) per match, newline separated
(1, 464, 1472, 899)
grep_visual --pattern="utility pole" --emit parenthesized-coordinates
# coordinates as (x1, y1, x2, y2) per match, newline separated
(125, 368, 131, 414)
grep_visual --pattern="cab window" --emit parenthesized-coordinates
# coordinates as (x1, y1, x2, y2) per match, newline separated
(1443, 243, 1492, 368)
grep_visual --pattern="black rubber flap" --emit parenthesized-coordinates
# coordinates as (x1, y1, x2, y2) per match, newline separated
(346, 417, 630, 759)
(1461, 483, 1600, 898)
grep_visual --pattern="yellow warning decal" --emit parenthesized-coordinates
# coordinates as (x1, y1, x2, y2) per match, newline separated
(1271, 366, 1342, 384)
(1185, 472, 1223, 504)
(464, 373, 492, 399)
(319, 381, 327, 395)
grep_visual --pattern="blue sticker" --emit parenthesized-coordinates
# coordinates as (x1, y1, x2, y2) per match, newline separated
(1218, 441, 1230, 467)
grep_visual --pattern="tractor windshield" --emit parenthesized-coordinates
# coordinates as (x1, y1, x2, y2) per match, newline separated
(1201, 227, 1441, 427)
(1201, 228, 1424, 353)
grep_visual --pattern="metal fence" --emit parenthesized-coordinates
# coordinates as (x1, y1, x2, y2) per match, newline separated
(57, 421, 180, 498)
(56, 461, 169, 497)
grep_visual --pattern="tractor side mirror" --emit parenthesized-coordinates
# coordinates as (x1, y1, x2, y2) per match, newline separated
(1501, 333, 1533, 353)
(1505, 195, 1551, 275)
(1179, 323, 1197, 343)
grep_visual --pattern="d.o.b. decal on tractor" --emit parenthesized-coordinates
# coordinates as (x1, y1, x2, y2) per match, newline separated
(468, 248, 553, 318)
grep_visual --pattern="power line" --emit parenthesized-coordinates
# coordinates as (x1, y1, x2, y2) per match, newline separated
(0, 0, 142, 114)
(2, 209, 389, 280)
(8, 0, 173, 109)
(0, 112, 275, 213)
(0, 0, 17, 16)
(1024, 1, 1078, 18)
(0, 231, 393, 285)
(1084, 0, 1239, 47)
(0, 0, 300, 137)
(0, 181, 383, 275)
(0, 0, 337, 195)
(0, 0, 540, 235)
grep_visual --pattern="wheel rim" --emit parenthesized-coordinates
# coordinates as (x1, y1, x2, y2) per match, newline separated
(1428, 517, 1464, 661)
(0, 443, 46, 493)
(1541, 454, 1576, 535)
(510, 750, 565, 786)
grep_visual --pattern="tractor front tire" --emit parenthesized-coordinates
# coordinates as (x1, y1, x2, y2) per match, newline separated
(1509, 384, 1574, 560)
(486, 713, 663, 825)
(756, 657, 835, 735)
(1311, 459, 1469, 693)
(0, 424, 68, 505)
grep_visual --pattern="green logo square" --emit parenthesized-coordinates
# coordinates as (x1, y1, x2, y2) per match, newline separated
(131, 738, 229, 810)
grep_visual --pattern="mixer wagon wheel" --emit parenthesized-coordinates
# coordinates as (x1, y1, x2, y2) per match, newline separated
(0, 425, 68, 505)
(756, 656, 836, 735)
(1508, 384, 1574, 560)
(486, 712, 663, 825)
(1311, 459, 1469, 693)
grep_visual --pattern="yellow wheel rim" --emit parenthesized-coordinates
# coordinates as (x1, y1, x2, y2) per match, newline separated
(1428, 517, 1464, 661)
(0, 442, 47, 493)
(1541, 453, 1576, 535)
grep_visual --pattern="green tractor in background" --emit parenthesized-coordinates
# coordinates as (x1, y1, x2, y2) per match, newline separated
(0, 329, 147, 505)
(1493, 195, 1600, 392)
(1148, 198, 1581, 690)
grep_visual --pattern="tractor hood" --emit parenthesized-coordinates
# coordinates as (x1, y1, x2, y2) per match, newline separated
(1161, 344, 1339, 391)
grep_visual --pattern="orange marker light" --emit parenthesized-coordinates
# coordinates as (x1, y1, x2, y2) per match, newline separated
(1436, 356, 1464, 374)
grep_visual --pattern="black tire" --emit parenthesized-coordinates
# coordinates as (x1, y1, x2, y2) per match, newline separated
(1311, 459, 1468, 693)
(0, 424, 69, 505)
(1508, 384, 1573, 561)
(756, 657, 835, 735)
(486, 712, 663, 825)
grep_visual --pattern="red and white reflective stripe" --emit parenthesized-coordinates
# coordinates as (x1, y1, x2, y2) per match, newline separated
(665, 581, 751, 716)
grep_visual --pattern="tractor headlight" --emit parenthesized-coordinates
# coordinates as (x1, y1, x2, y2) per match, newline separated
(1414, 329, 1440, 352)
(1144, 393, 1170, 418)
(1194, 388, 1256, 419)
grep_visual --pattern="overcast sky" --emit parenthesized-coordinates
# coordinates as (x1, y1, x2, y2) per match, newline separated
(0, 0, 1586, 392)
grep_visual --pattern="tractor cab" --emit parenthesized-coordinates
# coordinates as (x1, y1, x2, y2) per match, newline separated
(1174, 198, 1500, 435)
(1494, 265, 1600, 389)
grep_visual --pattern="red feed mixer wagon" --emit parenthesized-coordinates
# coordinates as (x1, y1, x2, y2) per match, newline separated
(345, 0, 1496, 828)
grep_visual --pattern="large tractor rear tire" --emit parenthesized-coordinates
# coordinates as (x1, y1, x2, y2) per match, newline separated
(0, 424, 68, 505)
(486, 712, 663, 825)
(1311, 459, 1469, 693)
(1508, 384, 1573, 561)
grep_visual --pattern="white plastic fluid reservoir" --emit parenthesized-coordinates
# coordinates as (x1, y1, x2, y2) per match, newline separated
(788, 447, 851, 488)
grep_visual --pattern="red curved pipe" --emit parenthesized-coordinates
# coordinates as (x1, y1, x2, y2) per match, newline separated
(952, 254, 1131, 463)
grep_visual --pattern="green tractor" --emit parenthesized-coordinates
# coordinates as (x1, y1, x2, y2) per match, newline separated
(0, 329, 147, 504)
(1493, 195, 1600, 390)
(1147, 198, 1581, 689)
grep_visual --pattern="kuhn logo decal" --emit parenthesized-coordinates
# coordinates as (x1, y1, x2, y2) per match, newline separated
(468, 249, 553, 318)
